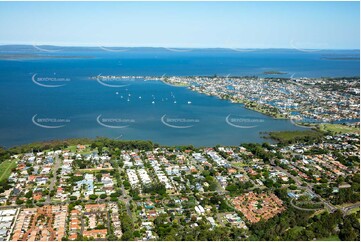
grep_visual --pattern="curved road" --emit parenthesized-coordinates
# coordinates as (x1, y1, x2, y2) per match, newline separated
(290, 198, 322, 212)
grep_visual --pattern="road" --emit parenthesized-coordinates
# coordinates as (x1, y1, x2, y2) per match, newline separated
(290, 198, 322, 211)
(116, 164, 132, 218)
(273, 165, 337, 212)
(271, 163, 359, 215)
(340, 202, 360, 215)
(46, 155, 62, 203)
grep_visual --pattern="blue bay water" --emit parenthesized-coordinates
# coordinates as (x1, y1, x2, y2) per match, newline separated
(0, 47, 359, 147)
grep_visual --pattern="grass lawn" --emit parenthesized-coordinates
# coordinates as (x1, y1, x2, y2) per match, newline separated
(67, 145, 78, 153)
(318, 235, 340, 241)
(268, 130, 324, 143)
(348, 207, 360, 215)
(0, 160, 17, 182)
(318, 123, 359, 134)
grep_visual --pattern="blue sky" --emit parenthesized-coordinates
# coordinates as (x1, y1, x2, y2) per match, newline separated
(0, 1, 359, 49)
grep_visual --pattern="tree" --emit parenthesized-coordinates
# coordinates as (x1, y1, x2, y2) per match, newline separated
(107, 234, 118, 241)
(142, 183, 166, 195)
(133, 231, 141, 238)
(25, 191, 33, 199)
(123, 181, 131, 189)
(121, 231, 133, 241)
(97, 146, 103, 155)
(339, 213, 360, 241)
(96, 173, 102, 181)
(89, 194, 98, 200)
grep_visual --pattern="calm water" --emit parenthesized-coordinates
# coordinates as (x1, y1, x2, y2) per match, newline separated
(0, 47, 359, 147)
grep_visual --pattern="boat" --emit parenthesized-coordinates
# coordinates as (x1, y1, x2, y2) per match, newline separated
(174, 101, 177, 104)
(187, 101, 192, 104)
(152, 101, 155, 104)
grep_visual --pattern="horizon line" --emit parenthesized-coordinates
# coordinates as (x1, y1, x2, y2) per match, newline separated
(0, 44, 359, 51)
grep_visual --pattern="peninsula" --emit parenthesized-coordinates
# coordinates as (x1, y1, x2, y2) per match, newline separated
(92, 75, 360, 123)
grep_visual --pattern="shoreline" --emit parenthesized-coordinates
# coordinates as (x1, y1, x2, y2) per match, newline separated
(92, 74, 360, 124)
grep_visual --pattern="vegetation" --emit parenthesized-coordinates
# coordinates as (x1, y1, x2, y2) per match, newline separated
(142, 183, 166, 196)
(244, 101, 288, 119)
(153, 213, 247, 240)
(120, 210, 134, 240)
(319, 235, 341, 241)
(332, 151, 359, 167)
(0, 159, 16, 182)
(318, 123, 359, 135)
(1, 135, 359, 241)
(241, 143, 276, 162)
(226, 181, 254, 196)
(263, 70, 288, 75)
(90, 138, 155, 152)
(0, 146, 10, 160)
(268, 130, 324, 144)
(2, 137, 155, 155)
(250, 189, 360, 241)
(332, 173, 360, 205)
(7, 138, 93, 154)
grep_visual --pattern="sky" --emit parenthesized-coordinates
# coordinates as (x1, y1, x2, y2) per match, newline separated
(0, 1, 359, 49)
